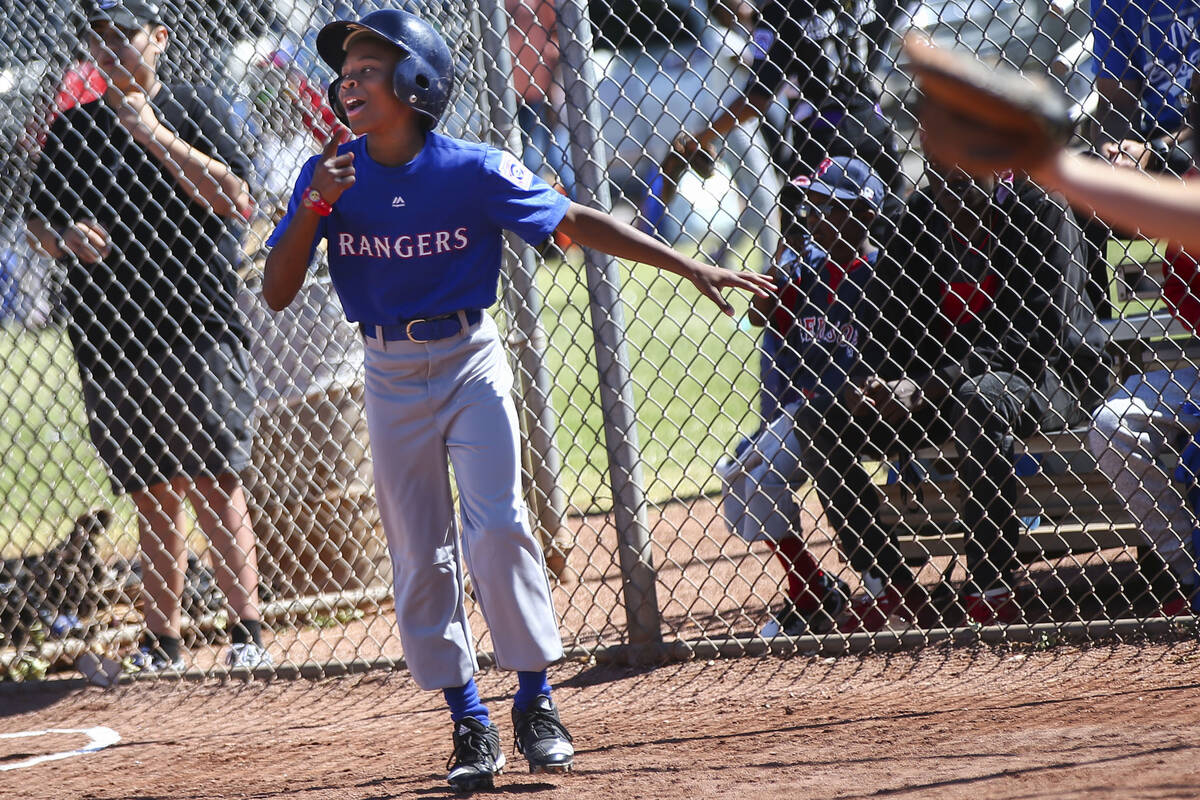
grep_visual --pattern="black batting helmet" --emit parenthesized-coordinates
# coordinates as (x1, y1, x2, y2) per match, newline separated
(317, 8, 454, 130)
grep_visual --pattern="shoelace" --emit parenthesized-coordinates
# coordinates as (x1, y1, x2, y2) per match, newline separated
(514, 707, 573, 755)
(446, 725, 494, 771)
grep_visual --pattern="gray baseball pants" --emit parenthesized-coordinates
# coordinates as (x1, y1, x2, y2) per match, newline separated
(1090, 367, 1200, 583)
(362, 314, 563, 690)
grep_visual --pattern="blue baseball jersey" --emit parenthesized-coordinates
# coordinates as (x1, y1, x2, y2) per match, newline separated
(774, 242, 878, 402)
(268, 132, 570, 324)
(1091, 0, 1200, 134)
(758, 325, 793, 423)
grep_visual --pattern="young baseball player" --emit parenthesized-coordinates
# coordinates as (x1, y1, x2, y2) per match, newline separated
(799, 164, 1109, 629)
(262, 8, 771, 792)
(718, 157, 886, 637)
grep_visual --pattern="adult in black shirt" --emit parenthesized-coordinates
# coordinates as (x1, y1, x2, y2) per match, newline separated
(797, 166, 1109, 630)
(667, 0, 903, 234)
(25, 0, 270, 672)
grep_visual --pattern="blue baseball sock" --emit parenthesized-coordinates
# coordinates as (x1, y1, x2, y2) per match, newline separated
(443, 679, 490, 726)
(513, 670, 552, 712)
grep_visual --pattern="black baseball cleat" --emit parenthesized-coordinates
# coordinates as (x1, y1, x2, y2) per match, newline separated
(446, 717, 506, 793)
(511, 694, 574, 774)
(762, 572, 850, 637)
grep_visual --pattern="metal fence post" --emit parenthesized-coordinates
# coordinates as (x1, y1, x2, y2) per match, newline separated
(552, 0, 662, 646)
(475, 0, 575, 577)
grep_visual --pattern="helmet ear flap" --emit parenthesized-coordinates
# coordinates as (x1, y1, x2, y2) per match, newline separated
(392, 61, 414, 106)
(391, 60, 437, 131)
(328, 77, 348, 126)
(779, 178, 810, 242)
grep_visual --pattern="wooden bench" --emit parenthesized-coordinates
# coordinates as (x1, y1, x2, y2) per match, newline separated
(878, 453, 1146, 566)
(882, 261, 1197, 567)
(1112, 254, 1167, 305)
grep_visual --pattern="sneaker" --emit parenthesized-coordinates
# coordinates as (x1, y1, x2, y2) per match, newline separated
(1152, 577, 1196, 617)
(511, 694, 574, 774)
(964, 589, 1021, 625)
(75, 652, 123, 687)
(123, 645, 185, 674)
(1160, 594, 1190, 617)
(446, 717, 506, 792)
(226, 642, 274, 669)
(838, 581, 947, 633)
(760, 573, 850, 637)
(839, 585, 908, 633)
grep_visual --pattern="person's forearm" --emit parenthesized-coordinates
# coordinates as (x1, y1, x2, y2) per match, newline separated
(143, 128, 253, 218)
(26, 217, 67, 260)
(1030, 150, 1200, 251)
(557, 202, 696, 276)
(698, 93, 768, 150)
(262, 210, 322, 311)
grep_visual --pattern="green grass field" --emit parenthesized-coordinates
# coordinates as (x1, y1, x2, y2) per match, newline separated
(529, 245, 766, 514)
(0, 324, 134, 558)
(0, 232, 1169, 555)
(0, 242, 769, 555)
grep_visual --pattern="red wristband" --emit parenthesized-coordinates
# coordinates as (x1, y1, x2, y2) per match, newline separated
(301, 186, 333, 216)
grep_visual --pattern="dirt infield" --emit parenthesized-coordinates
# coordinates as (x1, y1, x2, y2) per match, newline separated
(6, 493, 1170, 680)
(3, 641, 1200, 799)
(5, 497, 1199, 798)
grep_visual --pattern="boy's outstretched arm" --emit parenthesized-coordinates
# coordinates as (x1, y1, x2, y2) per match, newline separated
(263, 131, 355, 311)
(556, 202, 774, 315)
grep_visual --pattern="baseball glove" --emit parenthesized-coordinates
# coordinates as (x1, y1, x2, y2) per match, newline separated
(640, 131, 719, 232)
(667, 130, 718, 180)
(903, 33, 1074, 175)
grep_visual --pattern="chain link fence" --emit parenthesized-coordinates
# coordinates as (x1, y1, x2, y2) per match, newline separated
(0, 0, 1197, 682)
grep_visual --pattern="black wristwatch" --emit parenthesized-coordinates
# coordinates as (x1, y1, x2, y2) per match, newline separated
(1147, 137, 1193, 175)
(1147, 137, 1172, 170)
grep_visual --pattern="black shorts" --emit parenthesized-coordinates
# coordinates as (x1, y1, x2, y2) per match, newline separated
(79, 339, 254, 495)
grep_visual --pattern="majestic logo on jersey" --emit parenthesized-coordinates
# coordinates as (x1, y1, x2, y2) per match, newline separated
(336, 228, 469, 259)
(499, 151, 533, 190)
(392, 196, 405, 207)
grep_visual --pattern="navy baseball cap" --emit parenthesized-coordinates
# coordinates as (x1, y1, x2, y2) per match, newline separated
(803, 156, 886, 212)
(88, 0, 163, 29)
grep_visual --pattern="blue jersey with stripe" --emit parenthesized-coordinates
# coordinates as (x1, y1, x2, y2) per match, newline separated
(775, 242, 878, 402)
(268, 132, 570, 325)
